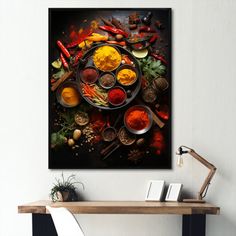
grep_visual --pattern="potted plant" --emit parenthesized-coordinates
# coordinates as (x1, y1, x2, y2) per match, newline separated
(50, 173, 84, 202)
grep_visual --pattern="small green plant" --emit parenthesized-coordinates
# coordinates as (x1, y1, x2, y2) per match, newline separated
(50, 173, 84, 202)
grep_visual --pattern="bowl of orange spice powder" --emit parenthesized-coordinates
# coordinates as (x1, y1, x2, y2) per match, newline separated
(57, 81, 81, 108)
(124, 105, 153, 134)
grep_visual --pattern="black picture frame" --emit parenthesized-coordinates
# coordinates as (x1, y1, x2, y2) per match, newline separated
(49, 8, 172, 169)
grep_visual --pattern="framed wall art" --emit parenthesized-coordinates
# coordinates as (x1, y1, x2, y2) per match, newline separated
(49, 8, 171, 169)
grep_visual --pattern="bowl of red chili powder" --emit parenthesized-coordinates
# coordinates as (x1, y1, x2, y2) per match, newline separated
(108, 86, 127, 106)
(124, 105, 153, 134)
(80, 66, 99, 84)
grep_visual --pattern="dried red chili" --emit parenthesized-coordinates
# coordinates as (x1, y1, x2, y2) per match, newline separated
(99, 25, 129, 38)
(141, 77, 148, 89)
(50, 78, 56, 84)
(57, 40, 71, 59)
(122, 55, 132, 65)
(106, 41, 126, 46)
(73, 51, 83, 64)
(77, 29, 93, 45)
(60, 53, 69, 69)
(66, 41, 78, 49)
(155, 104, 169, 120)
(151, 53, 167, 65)
(139, 26, 156, 33)
(149, 34, 159, 43)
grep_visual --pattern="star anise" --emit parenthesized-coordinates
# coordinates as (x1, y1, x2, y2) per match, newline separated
(128, 149, 145, 163)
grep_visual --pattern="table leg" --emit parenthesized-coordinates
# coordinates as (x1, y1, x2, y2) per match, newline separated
(32, 214, 57, 236)
(182, 215, 206, 236)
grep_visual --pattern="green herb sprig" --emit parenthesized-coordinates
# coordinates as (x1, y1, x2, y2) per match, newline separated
(139, 56, 166, 84)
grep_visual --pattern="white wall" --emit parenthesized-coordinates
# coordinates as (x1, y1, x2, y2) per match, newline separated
(0, 0, 236, 235)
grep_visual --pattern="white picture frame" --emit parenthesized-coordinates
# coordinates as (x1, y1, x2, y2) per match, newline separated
(145, 180, 165, 201)
(165, 183, 183, 202)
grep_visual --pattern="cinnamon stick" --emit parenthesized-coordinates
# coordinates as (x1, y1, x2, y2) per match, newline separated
(51, 70, 73, 92)
(135, 98, 165, 128)
(100, 17, 113, 27)
(111, 17, 128, 33)
(100, 141, 118, 156)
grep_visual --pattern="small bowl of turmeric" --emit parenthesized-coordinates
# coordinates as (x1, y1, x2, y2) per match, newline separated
(116, 64, 138, 87)
(56, 81, 81, 108)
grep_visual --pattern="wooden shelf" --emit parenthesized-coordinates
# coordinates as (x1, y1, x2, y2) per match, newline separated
(18, 200, 220, 215)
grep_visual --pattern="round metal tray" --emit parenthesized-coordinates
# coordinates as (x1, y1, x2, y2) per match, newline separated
(76, 43, 142, 110)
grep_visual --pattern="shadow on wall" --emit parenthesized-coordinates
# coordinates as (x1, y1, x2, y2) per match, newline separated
(206, 156, 236, 236)
(207, 214, 236, 236)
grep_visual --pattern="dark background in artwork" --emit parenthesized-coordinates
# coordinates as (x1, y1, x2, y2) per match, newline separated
(49, 8, 171, 169)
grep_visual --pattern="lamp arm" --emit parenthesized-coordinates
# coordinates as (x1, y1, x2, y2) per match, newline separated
(189, 149, 215, 170)
(188, 149, 217, 200)
(198, 168, 216, 200)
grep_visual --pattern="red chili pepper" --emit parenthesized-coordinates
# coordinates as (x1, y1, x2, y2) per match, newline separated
(141, 77, 148, 89)
(122, 55, 132, 65)
(155, 104, 169, 120)
(132, 43, 144, 50)
(149, 34, 159, 43)
(73, 51, 83, 64)
(151, 53, 167, 65)
(66, 41, 78, 49)
(139, 26, 156, 33)
(106, 41, 126, 46)
(77, 29, 93, 45)
(99, 25, 128, 38)
(57, 40, 71, 59)
(60, 53, 69, 69)
(51, 78, 56, 84)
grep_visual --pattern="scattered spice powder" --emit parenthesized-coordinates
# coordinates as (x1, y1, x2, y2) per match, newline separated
(117, 68, 136, 86)
(126, 109, 150, 130)
(108, 87, 126, 105)
(150, 130, 165, 155)
(61, 87, 80, 106)
(93, 46, 121, 71)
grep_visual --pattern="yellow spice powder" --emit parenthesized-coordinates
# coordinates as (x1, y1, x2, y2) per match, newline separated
(61, 87, 80, 106)
(93, 46, 121, 71)
(117, 69, 136, 85)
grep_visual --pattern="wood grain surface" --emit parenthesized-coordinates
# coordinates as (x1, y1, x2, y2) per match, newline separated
(18, 200, 220, 215)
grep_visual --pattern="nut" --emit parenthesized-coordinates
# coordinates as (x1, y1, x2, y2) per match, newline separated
(115, 34, 123, 41)
(73, 129, 82, 140)
(68, 138, 75, 147)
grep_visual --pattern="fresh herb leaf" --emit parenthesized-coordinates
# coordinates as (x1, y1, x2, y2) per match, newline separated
(52, 68, 65, 80)
(139, 56, 166, 84)
(51, 133, 66, 147)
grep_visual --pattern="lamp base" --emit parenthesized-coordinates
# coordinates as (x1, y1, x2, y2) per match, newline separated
(183, 199, 205, 203)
